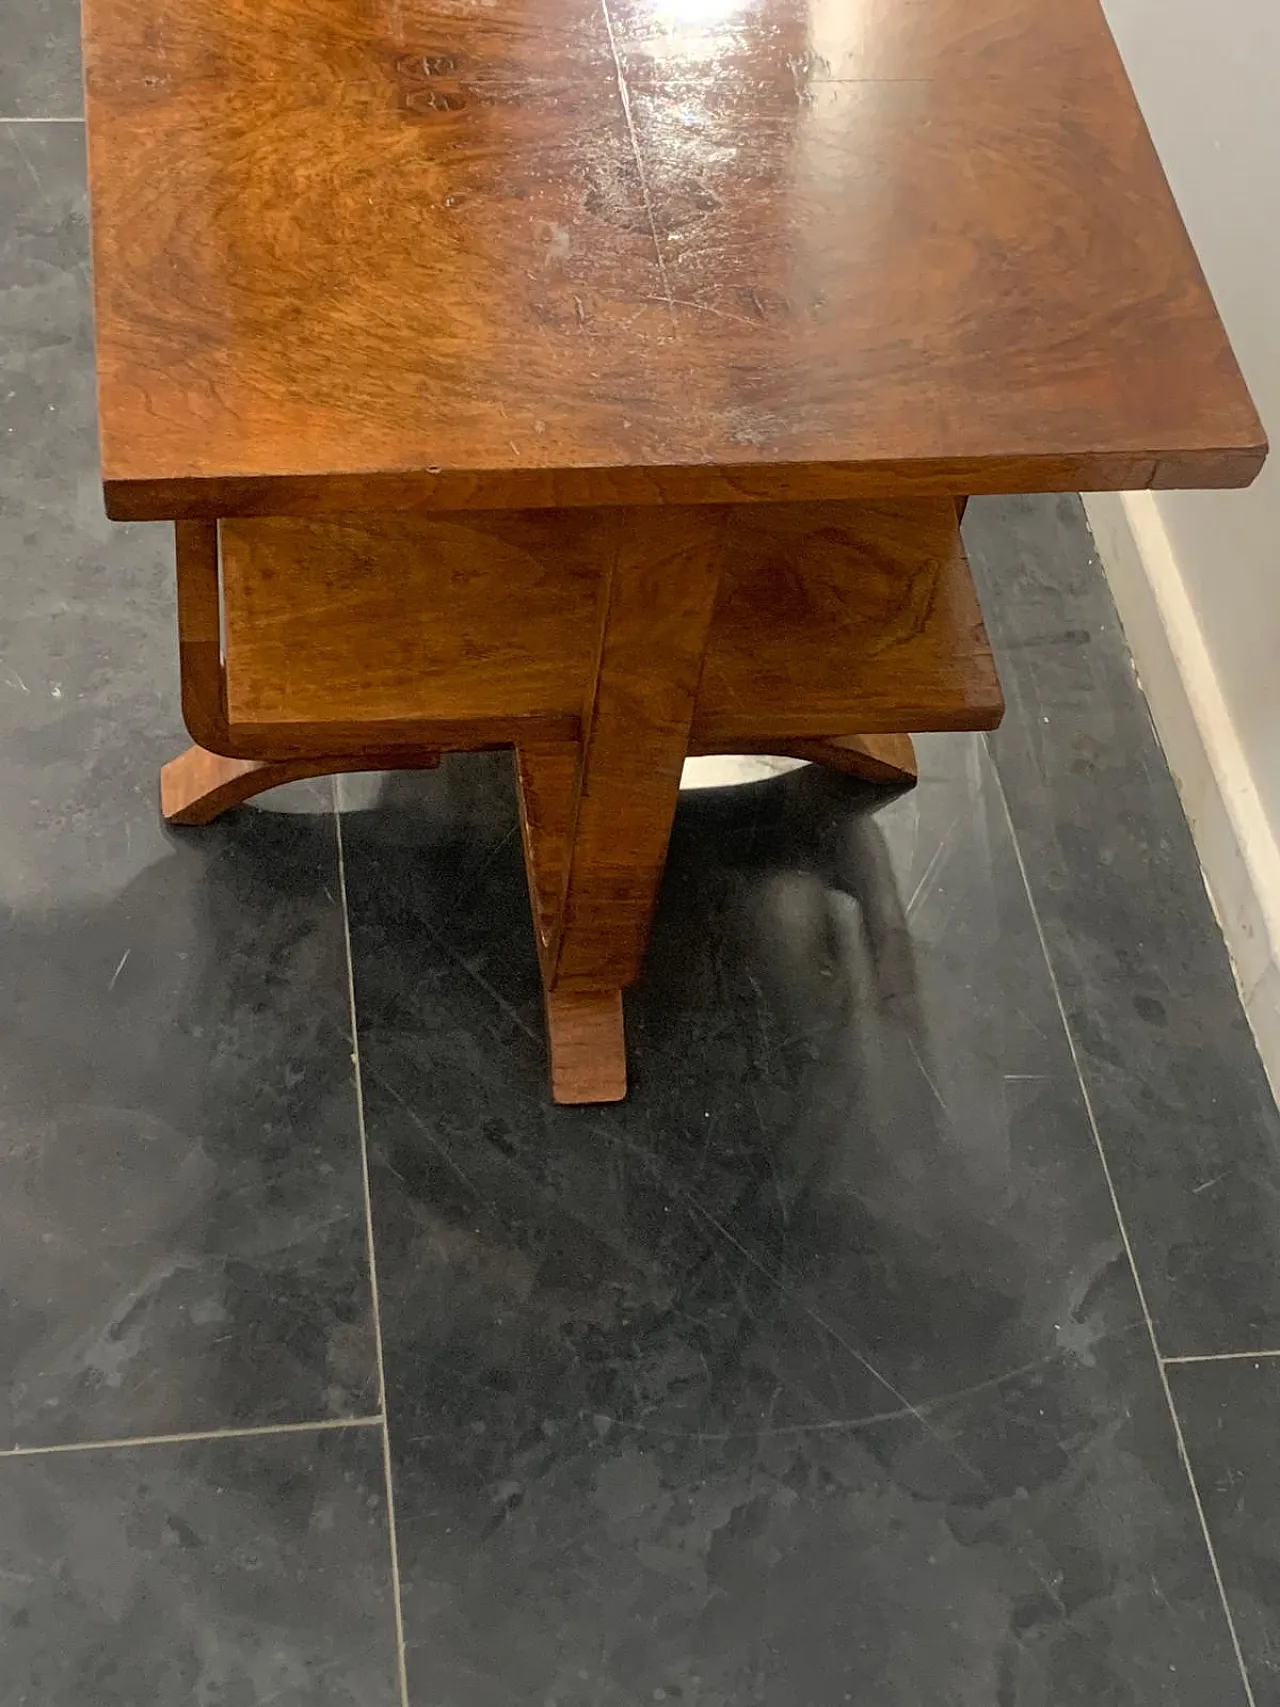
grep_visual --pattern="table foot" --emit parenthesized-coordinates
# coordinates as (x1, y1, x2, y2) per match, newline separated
(544, 989, 627, 1104)
(513, 508, 728, 1102)
(160, 743, 441, 825)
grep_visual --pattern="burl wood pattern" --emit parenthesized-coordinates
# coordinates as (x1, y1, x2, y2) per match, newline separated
(217, 502, 1000, 750)
(83, 0, 1264, 519)
(86, 0, 1267, 1100)
(162, 503, 985, 1100)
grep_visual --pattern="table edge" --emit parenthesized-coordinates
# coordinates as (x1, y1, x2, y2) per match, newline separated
(103, 443, 1268, 521)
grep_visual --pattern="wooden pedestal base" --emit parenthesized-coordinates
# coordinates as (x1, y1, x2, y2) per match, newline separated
(160, 747, 442, 826)
(160, 499, 998, 1103)
(159, 731, 915, 1098)
(741, 733, 918, 789)
(159, 731, 917, 830)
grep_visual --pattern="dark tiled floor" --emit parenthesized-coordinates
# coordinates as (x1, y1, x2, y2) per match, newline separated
(339, 744, 1248, 1706)
(0, 0, 80, 119)
(968, 500, 1280, 1358)
(0, 121, 379, 1454)
(1171, 1359, 1280, 1707)
(4, 23, 1280, 1707)
(0, 1423, 399, 1706)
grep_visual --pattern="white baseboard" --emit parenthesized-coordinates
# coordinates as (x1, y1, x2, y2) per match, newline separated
(1083, 490, 1280, 1104)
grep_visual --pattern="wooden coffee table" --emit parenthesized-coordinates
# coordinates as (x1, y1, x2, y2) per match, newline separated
(82, 0, 1264, 1101)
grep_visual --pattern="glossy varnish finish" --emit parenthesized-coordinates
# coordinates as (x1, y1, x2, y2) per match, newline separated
(82, 0, 1266, 1099)
(216, 501, 1000, 747)
(185, 498, 998, 1100)
(83, 0, 1264, 518)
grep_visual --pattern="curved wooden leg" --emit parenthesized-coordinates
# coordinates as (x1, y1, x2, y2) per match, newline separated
(160, 744, 441, 826)
(768, 733, 918, 788)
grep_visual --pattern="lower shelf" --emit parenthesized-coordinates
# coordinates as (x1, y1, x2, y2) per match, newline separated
(216, 499, 1002, 756)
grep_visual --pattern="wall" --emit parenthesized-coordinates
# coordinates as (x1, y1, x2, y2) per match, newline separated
(1085, 0, 1280, 1092)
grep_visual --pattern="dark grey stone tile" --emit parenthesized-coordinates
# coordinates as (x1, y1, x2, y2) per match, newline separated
(1170, 1357, 1280, 1707)
(343, 744, 1246, 1705)
(0, 1424, 400, 1705)
(0, 5, 82, 120)
(966, 495, 1280, 1357)
(0, 122, 377, 1444)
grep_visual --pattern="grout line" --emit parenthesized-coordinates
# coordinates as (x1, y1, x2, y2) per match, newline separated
(0, 115, 84, 124)
(0, 1414, 383, 1462)
(1165, 1348, 1280, 1366)
(333, 783, 411, 1707)
(987, 741, 1259, 1707)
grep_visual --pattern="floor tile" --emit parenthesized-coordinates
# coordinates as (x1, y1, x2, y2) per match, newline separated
(0, 3, 82, 119)
(967, 494, 1280, 1358)
(0, 121, 377, 1446)
(342, 743, 1247, 1705)
(0, 1424, 400, 1705)
(1170, 1357, 1280, 1707)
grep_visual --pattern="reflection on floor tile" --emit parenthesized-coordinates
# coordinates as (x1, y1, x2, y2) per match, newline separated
(0, 120, 377, 1446)
(341, 743, 1248, 1705)
(4, 40, 1278, 1706)
(1172, 1358, 1280, 1707)
(967, 496, 1280, 1356)
(0, 1425, 400, 1706)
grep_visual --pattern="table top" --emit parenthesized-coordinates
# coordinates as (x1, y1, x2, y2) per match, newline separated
(83, 0, 1266, 519)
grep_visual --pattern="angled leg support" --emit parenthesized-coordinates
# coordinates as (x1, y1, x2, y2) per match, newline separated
(516, 507, 728, 1103)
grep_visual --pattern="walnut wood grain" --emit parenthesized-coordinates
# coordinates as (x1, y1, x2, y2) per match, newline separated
(544, 990, 628, 1105)
(87, 0, 1265, 1103)
(160, 746, 441, 825)
(217, 502, 1000, 749)
(83, 0, 1264, 520)
(691, 502, 1002, 743)
(173, 519, 226, 752)
(745, 734, 918, 789)
(219, 512, 604, 732)
(549, 506, 728, 993)
(515, 740, 580, 970)
(168, 498, 988, 1097)
(518, 509, 728, 1098)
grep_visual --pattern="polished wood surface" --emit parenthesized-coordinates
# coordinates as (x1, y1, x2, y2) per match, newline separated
(163, 496, 980, 1099)
(173, 520, 225, 754)
(691, 502, 1000, 743)
(86, 0, 1266, 1099)
(220, 512, 605, 736)
(765, 733, 918, 788)
(547, 507, 726, 992)
(543, 991, 628, 1105)
(217, 501, 1000, 751)
(160, 747, 441, 826)
(83, 0, 1264, 520)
